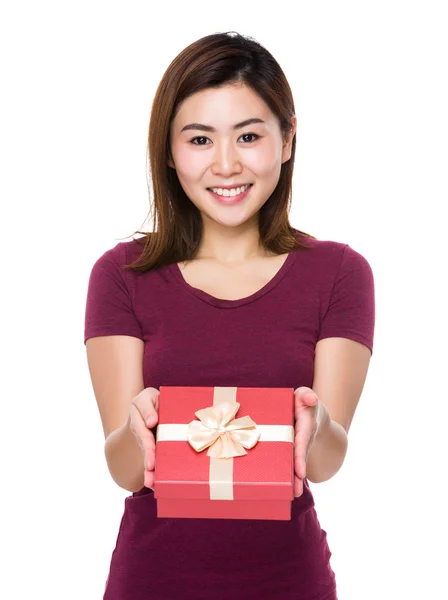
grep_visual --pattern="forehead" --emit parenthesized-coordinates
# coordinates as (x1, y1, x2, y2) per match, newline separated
(172, 84, 273, 129)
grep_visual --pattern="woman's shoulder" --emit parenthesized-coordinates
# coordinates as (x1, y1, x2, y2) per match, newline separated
(294, 229, 348, 259)
(98, 235, 147, 267)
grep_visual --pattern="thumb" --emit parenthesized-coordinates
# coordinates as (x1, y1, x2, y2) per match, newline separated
(146, 411, 159, 427)
(295, 387, 318, 405)
(307, 392, 318, 406)
(301, 388, 318, 406)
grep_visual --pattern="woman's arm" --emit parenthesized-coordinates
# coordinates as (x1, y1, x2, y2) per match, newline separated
(306, 407, 348, 483)
(105, 418, 146, 492)
(86, 335, 147, 492)
(306, 336, 372, 483)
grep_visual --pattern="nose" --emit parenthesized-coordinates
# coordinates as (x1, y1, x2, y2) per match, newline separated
(211, 141, 243, 176)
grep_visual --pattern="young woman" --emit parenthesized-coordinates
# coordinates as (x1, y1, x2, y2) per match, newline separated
(84, 31, 375, 600)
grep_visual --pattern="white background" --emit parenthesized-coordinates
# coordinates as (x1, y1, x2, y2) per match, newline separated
(1, 1, 447, 598)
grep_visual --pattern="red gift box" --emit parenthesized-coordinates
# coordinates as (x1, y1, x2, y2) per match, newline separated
(153, 386, 295, 520)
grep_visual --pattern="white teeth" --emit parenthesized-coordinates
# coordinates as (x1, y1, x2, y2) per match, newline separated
(210, 184, 251, 197)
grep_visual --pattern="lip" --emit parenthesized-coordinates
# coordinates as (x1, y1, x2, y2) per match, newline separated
(207, 183, 253, 204)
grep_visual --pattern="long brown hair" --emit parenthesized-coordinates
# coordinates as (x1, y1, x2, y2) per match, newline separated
(120, 31, 315, 273)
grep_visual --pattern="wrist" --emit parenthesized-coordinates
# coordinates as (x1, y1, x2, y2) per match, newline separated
(306, 403, 348, 484)
(104, 416, 145, 492)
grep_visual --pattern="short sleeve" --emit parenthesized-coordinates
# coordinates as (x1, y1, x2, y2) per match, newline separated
(317, 244, 375, 355)
(84, 243, 144, 345)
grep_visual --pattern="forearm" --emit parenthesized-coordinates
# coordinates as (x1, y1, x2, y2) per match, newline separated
(306, 405, 348, 483)
(104, 418, 146, 493)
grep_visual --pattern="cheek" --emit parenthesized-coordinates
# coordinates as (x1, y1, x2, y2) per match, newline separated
(246, 155, 282, 184)
(245, 141, 282, 178)
(174, 146, 205, 180)
(254, 158, 281, 178)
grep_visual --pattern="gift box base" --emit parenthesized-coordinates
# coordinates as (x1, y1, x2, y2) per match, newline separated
(156, 498, 291, 520)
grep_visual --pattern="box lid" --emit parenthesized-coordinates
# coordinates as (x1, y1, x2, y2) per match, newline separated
(154, 386, 295, 502)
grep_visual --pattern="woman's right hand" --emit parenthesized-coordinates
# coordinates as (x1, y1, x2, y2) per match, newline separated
(128, 387, 160, 489)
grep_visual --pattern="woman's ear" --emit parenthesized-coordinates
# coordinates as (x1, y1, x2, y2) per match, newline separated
(167, 146, 176, 169)
(281, 116, 297, 164)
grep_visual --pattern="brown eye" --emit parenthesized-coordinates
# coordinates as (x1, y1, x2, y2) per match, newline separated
(240, 133, 259, 143)
(190, 136, 210, 146)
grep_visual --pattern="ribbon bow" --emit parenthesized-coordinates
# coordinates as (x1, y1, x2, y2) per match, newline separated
(186, 401, 261, 458)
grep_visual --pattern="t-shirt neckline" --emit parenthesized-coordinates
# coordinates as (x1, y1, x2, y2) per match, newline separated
(169, 250, 298, 309)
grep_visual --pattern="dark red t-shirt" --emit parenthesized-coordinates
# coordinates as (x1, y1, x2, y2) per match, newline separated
(84, 231, 375, 600)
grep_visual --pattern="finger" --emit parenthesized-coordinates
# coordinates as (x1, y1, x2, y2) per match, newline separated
(145, 410, 158, 428)
(129, 408, 156, 468)
(149, 388, 160, 413)
(145, 395, 160, 427)
(305, 393, 318, 407)
(294, 400, 318, 439)
(294, 430, 306, 480)
(294, 414, 315, 479)
(144, 436, 156, 489)
(294, 474, 303, 497)
(144, 468, 155, 490)
(130, 401, 156, 440)
(294, 445, 306, 480)
(143, 433, 156, 471)
(133, 388, 160, 428)
(132, 389, 160, 477)
(138, 430, 156, 471)
(294, 387, 316, 420)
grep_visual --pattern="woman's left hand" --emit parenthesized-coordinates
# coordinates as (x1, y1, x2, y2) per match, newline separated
(293, 386, 323, 497)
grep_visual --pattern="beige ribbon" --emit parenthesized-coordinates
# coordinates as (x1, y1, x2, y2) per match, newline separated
(156, 387, 294, 500)
(186, 400, 260, 458)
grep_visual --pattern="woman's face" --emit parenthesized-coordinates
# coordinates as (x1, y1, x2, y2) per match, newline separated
(168, 83, 296, 230)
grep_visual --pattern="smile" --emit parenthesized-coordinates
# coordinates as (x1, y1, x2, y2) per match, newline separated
(208, 183, 252, 197)
(207, 184, 253, 205)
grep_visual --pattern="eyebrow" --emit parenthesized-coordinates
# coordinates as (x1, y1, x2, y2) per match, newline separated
(180, 117, 266, 134)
